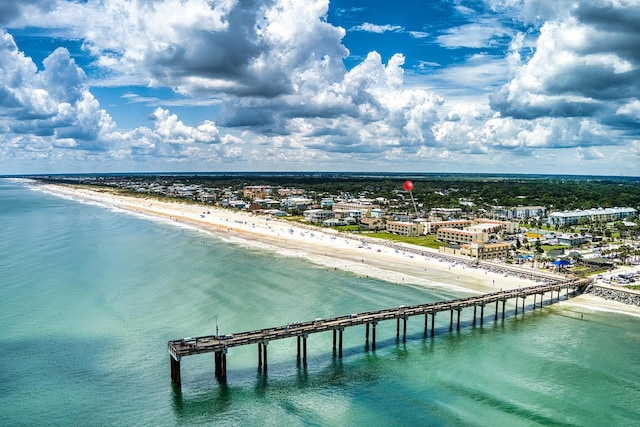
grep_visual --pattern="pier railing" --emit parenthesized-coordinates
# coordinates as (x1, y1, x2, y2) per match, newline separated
(168, 278, 591, 385)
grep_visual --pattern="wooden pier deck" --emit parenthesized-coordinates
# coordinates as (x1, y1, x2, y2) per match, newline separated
(168, 278, 591, 385)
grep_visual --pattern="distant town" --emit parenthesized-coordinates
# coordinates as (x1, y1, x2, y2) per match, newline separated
(34, 174, 640, 286)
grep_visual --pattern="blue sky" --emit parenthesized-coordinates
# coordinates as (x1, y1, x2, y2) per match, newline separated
(1, 0, 639, 175)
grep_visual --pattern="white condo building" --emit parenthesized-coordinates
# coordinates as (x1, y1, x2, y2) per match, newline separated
(495, 206, 547, 219)
(547, 207, 637, 226)
(332, 200, 379, 219)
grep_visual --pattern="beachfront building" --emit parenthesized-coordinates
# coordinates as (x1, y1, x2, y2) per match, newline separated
(423, 220, 473, 234)
(439, 241, 512, 260)
(437, 228, 489, 244)
(463, 241, 512, 260)
(494, 206, 547, 220)
(303, 209, 335, 223)
(198, 194, 216, 203)
(322, 218, 355, 226)
(227, 200, 247, 209)
(332, 200, 379, 220)
(464, 241, 512, 259)
(280, 197, 313, 212)
(386, 221, 424, 237)
(264, 209, 287, 217)
(360, 217, 385, 231)
(251, 198, 281, 209)
(547, 207, 637, 226)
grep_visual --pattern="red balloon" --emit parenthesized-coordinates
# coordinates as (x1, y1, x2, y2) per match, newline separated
(403, 180, 414, 191)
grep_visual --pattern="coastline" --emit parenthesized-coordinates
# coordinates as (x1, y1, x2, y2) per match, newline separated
(563, 293, 640, 319)
(30, 180, 640, 316)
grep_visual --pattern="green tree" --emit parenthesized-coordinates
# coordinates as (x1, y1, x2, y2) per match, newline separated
(535, 240, 544, 254)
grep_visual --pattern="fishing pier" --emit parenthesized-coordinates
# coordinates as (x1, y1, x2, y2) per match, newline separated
(168, 279, 591, 386)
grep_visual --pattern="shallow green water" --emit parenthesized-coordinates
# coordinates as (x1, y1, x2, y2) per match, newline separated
(1, 179, 638, 426)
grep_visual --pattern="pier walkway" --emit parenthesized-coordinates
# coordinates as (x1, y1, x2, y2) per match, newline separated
(169, 278, 591, 385)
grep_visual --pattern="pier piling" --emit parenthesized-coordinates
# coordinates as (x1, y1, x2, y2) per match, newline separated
(372, 321, 377, 350)
(170, 355, 181, 385)
(365, 323, 370, 347)
(303, 334, 308, 365)
(403, 317, 407, 342)
(473, 304, 477, 326)
(430, 312, 435, 338)
(424, 313, 429, 336)
(332, 330, 337, 355)
(257, 342, 268, 372)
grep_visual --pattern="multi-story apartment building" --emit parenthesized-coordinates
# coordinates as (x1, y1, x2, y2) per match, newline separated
(441, 241, 512, 260)
(474, 219, 518, 234)
(252, 199, 282, 209)
(437, 228, 489, 244)
(462, 241, 512, 259)
(386, 221, 424, 237)
(278, 188, 305, 196)
(424, 219, 516, 235)
(243, 185, 273, 199)
(423, 220, 473, 234)
(548, 207, 637, 226)
(281, 197, 313, 211)
(495, 206, 547, 219)
(303, 209, 335, 223)
(332, 200, 379, 219)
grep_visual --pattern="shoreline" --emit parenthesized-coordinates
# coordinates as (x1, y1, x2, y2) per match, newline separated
(29, 180, 640, 317)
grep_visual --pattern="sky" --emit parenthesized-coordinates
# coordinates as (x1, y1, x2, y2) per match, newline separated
(1, 0, 639, 176)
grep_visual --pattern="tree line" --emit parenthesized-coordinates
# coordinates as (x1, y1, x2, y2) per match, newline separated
(35, 173, 640, 212)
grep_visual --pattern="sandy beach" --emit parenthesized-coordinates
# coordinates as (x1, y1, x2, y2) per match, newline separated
(35, 182, 640, 316)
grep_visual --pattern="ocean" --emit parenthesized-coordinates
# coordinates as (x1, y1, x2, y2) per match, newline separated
(1, 178, 639, 426)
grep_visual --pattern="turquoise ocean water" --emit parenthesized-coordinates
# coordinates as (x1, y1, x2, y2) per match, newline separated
(1, 179, 639, 426)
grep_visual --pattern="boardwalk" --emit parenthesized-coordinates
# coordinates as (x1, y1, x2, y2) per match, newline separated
(168, 279, 591, 385)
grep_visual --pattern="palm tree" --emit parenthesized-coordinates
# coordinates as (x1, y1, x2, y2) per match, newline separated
(618, 245, 633, 265)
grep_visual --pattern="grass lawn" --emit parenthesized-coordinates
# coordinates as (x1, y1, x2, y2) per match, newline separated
(363, 232, 445, 250)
